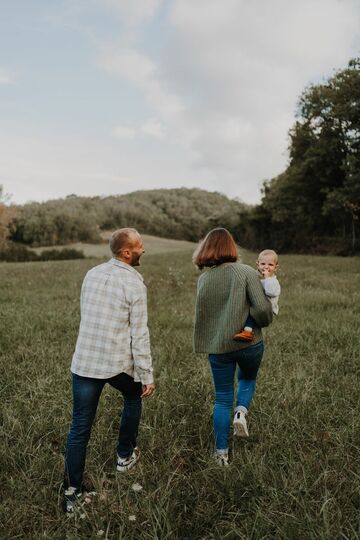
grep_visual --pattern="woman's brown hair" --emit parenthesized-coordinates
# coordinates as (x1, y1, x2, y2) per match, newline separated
(192, 228, 238, 269)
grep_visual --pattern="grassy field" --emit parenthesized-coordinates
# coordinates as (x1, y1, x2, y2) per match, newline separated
(31, 234, 196, 258)
(1, 247, 359, 539)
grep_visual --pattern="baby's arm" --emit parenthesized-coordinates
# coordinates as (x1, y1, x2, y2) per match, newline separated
(261, 276, 281, 298)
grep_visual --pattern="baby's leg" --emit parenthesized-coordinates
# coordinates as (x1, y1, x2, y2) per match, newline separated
(233, 315, 255, 342)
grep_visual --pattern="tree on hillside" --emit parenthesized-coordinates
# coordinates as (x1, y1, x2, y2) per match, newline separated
(0, 185, 15, 251)
(11, 188, 247, 246)
(258, 57, 360, 252)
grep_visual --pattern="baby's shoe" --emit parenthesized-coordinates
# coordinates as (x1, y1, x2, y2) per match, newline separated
(233, 329, 255, 342)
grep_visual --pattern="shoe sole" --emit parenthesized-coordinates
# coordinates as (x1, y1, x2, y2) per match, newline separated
(117, 448, 140, 472)
(233, 421, 249, 437)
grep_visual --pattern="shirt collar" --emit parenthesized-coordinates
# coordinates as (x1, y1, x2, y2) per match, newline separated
(109, 258, 144, 282)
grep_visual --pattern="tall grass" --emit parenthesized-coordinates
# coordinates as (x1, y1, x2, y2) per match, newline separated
(0, 251, 359, 539)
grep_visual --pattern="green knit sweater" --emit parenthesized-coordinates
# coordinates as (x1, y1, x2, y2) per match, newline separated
(193, 262, 273, 353)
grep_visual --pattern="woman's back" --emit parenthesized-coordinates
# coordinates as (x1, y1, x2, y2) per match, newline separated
(193, 262, 272, 354)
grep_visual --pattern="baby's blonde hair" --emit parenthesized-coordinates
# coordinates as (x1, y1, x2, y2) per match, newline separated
(257, 249, 279, 263)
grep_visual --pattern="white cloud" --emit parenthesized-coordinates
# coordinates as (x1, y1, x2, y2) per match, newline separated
(139, 118, 165, 139)
(163, 0, 360, 187)
(0, 131, 205, 205)
(99, 47, 155, 86)
(112, 118, 165, 140)
(97, 46, 184, 121)
(0, 68, 13, 85)
(97, 42, 184, 138)
(99, 0, 163, 26)
(3, 0, 360, 206)
(112, 125, 136, 140)
(0, 134, 141, 205)
(95, 0, 360, 202)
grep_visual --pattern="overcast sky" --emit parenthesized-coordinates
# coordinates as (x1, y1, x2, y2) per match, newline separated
(1, 0, 360, 205)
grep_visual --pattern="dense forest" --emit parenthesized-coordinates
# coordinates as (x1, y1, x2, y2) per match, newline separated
(1, 58, 359, 255)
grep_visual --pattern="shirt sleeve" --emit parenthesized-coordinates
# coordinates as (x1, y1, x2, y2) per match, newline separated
(261, 276, 281, 298)
(129, 285, 154, 385)
(79, 276, 86, 313)
(246, 270, 273, 328)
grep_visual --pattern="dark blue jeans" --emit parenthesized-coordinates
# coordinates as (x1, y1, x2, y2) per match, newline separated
(208, 341, 264, 450)
(64, 372, 142, 489)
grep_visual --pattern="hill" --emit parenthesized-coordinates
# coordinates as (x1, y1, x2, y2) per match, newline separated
(11, 188, 248, 247)
(32, 234, 196, 258)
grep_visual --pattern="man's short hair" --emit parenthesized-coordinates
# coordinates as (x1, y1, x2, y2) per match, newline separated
(110, 228, 139, 256)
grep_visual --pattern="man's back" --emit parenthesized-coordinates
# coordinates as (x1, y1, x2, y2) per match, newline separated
(63, 228, 154, 512)
(71, 258, 151, 381)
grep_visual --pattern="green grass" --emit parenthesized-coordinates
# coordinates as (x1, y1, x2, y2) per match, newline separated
(0, 250, 359, 539)
(31, 234, 196, 258)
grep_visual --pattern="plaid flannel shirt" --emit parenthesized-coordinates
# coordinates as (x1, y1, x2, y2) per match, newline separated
(71, 258, 153, 384)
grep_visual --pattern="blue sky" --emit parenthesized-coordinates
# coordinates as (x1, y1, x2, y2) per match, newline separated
(1, 0, 360, 205)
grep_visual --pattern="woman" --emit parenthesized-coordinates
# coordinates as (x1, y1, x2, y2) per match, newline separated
(193, 228, 273, 465)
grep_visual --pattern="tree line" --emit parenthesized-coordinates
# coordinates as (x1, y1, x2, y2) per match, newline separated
(237, 57, 359, 254)
(7, 188, 247, 246)
(1, 57, 359, 256)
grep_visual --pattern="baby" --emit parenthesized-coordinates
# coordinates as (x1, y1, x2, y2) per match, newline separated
(233, 249, 280, 342)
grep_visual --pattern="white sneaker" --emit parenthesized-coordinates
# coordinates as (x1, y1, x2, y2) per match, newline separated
(233, 410, 249, 437)
(117, 447, 141, 472)
(214, 451, 229, 466)
(63, 486, 83, 513)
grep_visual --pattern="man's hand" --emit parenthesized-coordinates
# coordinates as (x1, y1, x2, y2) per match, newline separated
(141, 383, 155, 398)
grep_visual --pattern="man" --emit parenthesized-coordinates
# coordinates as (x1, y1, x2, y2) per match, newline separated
(63, 228, 155, 512)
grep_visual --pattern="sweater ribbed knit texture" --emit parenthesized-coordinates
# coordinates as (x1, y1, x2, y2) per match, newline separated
(193, 262, 273, 354)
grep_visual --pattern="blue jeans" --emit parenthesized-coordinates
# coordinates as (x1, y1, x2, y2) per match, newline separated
(208, 341, 264, 451)
(64, 372, 142, 489)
